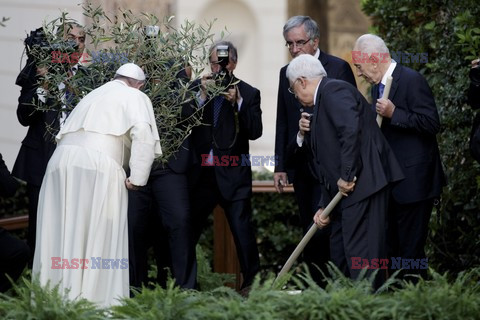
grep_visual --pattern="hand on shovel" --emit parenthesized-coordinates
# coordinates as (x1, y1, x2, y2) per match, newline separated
(313, 208, 331, 228)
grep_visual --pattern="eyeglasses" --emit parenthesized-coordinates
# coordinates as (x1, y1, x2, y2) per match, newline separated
(285, 39, 311, 49)
(288, 78, 301, 94)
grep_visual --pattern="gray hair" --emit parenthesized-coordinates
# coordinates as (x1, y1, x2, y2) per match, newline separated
(355, 34, 390, 57)
(283, 16, 320, 41)
(286, 54, 327, 82)
(210, 40, 238, 64)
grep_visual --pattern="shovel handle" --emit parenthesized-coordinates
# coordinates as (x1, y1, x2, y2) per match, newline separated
(275, 191, 343, 281)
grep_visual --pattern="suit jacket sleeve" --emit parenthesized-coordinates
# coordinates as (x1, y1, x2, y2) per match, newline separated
(285, 132, 304, 168)
(17, 85, 42, 127)
(468, 67, 480, 109)
(323, 82, 361, 182)
(128, 122, 156, 186)
(390, 72, 440, 135)
(274, 68, 289, 172)
(0, 153, 19, 197)
(238, 85, 262, 140)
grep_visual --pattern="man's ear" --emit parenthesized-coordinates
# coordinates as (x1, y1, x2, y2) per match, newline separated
(299, 77, 307, 89)
(312, 38, 320, 51)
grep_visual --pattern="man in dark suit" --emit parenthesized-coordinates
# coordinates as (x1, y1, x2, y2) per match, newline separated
(287, 54, 404, 287)
(128, 138, 197, 290)
(12, 23, 86, 256)
(0, 153, 30, 292)
(352, 34, 446, 280)
(128, 67, 197, 290)
(190, 40, 262, 290)
(274, 15, 357, 284)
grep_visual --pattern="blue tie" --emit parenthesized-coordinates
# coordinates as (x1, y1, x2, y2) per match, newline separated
(378, 82, 385, 98)
(65, 89, 74, 106)
(213, 96, 224, 127)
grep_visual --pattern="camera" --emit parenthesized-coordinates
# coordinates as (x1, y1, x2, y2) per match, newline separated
(213, 44, 235, 88)
(144, 25, 160, 38)
(16, 27, 79, 87)
(25, 27, 79, 60)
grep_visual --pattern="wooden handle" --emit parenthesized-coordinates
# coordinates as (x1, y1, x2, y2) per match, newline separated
(275, 191, 343, 281)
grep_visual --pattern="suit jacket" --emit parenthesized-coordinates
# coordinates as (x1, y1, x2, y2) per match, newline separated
(12, 85, 58, 187)
(274, 51, 357, 182)
(12, 65, 91, 187)
(191, 79, 262, 201)
(311, 78, 404, 209)
(0, 153, 19, 198)
(371, 64, 446, 204)
(468, 66, 480, 109)
(151, 99, 196, 176)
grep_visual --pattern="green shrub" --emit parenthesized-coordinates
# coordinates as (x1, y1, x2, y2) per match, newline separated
(252, 191, 301, 275)
(0, 182, 28, 219)
(0, 274, 106, 319)
(1, 267, 479, 319)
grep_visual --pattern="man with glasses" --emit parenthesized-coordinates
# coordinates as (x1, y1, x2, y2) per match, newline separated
(190, 40, 262, 292)
(274, 15, 356, 285)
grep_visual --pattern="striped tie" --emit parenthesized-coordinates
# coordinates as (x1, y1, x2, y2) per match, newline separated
(213, 96, 224, 127)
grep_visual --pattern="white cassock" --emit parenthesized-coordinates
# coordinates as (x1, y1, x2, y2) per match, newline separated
(32, 79, 162, 307)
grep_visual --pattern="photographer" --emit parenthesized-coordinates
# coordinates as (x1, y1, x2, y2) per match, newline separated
(12, 22, 86, 257)
(190, 40, 263, 291)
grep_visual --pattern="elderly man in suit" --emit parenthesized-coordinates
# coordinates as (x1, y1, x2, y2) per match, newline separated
(287, 54, 404, 287)
(274, 16, 357, 284)
(190, 40, 262, 290)
(352, 34, 446, 281)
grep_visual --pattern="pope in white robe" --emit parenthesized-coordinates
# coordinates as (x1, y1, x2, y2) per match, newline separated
(32, 63, 162, 307)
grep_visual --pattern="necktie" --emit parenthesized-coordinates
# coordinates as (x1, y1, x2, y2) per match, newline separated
(378, 82, 385, 98)
(213, 96, 224, 127)
(65, 89, 74, 107)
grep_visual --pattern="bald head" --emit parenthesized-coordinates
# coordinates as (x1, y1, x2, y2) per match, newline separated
(354, 34, 390, 62)
(352, 34, 391, 84)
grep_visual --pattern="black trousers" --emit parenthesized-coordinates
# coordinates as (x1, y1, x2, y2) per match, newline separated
(190, 167, 259, 289)
(0, 228, 30, 292)
(387, 198, 433, 281)
(292, 165, 330, 285)
(128, 170, 197, 290)
(329, 187, 390, 289)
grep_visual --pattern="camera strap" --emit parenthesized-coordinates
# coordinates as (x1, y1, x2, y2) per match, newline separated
(212, 101, 239, 151)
